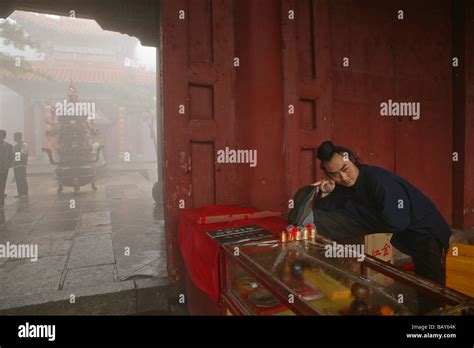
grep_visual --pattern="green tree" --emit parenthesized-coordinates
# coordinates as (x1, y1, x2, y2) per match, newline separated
(0, 18, 38, 74)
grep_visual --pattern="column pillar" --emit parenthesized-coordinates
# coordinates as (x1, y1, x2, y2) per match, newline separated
(115, 106, 127, 161)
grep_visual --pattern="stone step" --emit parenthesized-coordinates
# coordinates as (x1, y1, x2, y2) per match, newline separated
(0, 277, 174, 315)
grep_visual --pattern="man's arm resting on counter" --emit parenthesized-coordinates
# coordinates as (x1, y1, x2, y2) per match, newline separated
(315, 186, 347, 211)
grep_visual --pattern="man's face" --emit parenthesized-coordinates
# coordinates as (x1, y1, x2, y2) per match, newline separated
(323, 153, 360, 187)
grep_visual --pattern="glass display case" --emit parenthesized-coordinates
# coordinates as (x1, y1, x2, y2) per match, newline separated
(218, 235, 474, 316)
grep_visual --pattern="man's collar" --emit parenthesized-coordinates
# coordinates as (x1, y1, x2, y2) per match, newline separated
(351, 162, 365, 189)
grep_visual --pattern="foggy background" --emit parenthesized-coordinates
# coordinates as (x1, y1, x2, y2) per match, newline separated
(0, 11, 159, 182)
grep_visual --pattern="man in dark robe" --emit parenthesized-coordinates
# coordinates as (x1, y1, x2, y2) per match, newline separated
(302, 140, 451, 314)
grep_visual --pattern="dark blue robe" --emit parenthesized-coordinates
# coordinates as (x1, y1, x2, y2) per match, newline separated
(315, 162, 451, 257)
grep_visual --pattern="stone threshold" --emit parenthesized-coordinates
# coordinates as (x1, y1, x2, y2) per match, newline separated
(0, 277, 176, 315)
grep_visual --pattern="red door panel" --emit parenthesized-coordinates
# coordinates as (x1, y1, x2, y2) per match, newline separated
(162, 0, 237, 280)
(282, 0, 333, 203)
(394, 0, 453, 224)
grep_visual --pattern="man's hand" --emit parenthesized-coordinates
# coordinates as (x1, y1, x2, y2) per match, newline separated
(311, 179, 335, 197)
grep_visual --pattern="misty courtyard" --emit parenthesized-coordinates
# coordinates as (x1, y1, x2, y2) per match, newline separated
(0, 11, 169, 314)
(0, 165, 169, 314)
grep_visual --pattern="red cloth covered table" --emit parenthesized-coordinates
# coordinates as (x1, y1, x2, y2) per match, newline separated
(178, 205, 288, 304)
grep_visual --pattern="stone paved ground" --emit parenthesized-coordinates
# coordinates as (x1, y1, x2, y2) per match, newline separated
(0, 166, 168, 314)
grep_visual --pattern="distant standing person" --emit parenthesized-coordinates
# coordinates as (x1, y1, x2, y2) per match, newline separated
(13, 132, 29, 198)
(0, 130, 13, 208)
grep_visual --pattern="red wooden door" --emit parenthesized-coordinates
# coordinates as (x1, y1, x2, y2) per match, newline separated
(393, 0, 453, 224)
(281, 0, 333, 202)
(161, 0, 238, 280)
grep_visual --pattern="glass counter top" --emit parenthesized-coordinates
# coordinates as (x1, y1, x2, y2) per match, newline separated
(223, 237, 472, 315)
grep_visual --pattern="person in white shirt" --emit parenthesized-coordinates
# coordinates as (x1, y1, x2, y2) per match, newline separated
(12, 132, 29, 198)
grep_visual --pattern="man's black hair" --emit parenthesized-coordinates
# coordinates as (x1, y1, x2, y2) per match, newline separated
(316, 140, 358, 170)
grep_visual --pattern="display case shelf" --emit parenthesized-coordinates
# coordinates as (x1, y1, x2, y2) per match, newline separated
(219, 235, 474, 316)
